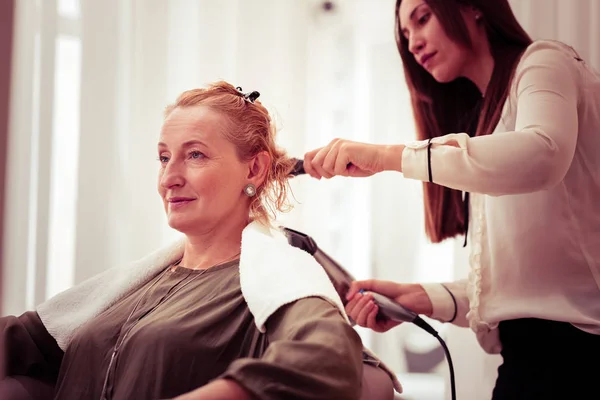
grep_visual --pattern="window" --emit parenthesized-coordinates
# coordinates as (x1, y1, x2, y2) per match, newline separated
(9, 0, 84, 308)
(46, 33, 81, 298)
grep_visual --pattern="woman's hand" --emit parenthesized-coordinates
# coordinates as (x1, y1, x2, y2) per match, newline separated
(303, 139, 405, 179)
(345, 280, 433, 333)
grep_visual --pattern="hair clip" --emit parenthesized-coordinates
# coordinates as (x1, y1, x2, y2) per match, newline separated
(236, 86, 260, 103)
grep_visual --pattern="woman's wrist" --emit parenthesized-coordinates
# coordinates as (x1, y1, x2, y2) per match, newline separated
(420, 283, 456, 322)
(413, 284, 434, 317)
(381, 144, 406, 172)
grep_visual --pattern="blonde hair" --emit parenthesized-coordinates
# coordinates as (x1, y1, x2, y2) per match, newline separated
(164, 81, 295, 225)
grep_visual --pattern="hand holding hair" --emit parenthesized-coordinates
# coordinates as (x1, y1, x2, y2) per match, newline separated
(303, 138, 405, 179)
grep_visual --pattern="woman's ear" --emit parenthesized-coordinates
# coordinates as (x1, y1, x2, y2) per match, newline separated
(460, 5, 484, 34)
(459, 4, 482, 21)
(246, 151, 271, 189)
(469, 6, 483, 22)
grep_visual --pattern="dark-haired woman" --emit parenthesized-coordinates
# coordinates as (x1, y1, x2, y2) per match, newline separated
(304, 0, 600, 398)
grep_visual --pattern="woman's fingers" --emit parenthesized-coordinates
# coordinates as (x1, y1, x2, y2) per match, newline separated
(345, 292, 373, 325)
(347, 280, 373, 301)
(334, 147, 351, 176)
(355, 298, 376, 327)
(304, 139, 387, 180)
(369, 307, 403, 333)
(365, 304, 380, 330)
(303, 139, 358, 179)
(346, 291, 403, 332)
(312, 139, 343, 179)
(311, 147, 332, 179)
(344, 293, 360, 315)
(322, 144, 341, 177)
(303, 147, 320, 179)
(345, 292, 369, 316)
(347, 279, 404, 301)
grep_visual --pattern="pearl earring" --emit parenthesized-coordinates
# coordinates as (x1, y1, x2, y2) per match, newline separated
(244, 183, 257, 197)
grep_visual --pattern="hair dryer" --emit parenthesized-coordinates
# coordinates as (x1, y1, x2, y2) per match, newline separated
(281, 226, 423, 324)
(281, 225, 437, 335)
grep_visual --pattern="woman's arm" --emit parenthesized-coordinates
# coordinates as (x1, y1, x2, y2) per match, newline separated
(400, 41, 580, 196)
(206, 297, 363, 400)
(304, 42, 581, 196)
(345, 279, 470, 330)
(0, 312, 64, 398)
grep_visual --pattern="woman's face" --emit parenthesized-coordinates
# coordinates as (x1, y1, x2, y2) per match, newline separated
(157, 106, 251, 235)
(398, 0, 478, 83)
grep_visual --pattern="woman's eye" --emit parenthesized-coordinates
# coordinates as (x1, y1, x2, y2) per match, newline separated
(158, 155, 169, 164)
(189, 151, 205, 160)
(418, 13, 430, 25)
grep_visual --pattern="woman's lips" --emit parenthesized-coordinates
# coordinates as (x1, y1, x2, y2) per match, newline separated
(168, 199, 194, 210)
(421, 52, 437, 69)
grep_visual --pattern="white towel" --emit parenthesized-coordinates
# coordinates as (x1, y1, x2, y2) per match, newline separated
(36, 221, 346, 347)
(37, 238, 184, 350)
(239, 222, 349, 331)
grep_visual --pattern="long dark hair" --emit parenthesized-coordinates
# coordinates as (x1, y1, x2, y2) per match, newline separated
(395, 0, 532, 242)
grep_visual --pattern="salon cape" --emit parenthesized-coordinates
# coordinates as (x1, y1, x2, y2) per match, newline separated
(36, 221, 402, 392)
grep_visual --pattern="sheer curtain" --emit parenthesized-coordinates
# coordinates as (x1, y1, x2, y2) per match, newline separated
(3, 0, 375, 328)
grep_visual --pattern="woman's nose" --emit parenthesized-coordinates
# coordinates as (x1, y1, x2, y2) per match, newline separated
(408, 35, 425, 56)
(160, 163, 185, 189)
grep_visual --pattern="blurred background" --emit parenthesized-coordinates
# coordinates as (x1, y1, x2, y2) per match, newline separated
(1, 0, 598, 399)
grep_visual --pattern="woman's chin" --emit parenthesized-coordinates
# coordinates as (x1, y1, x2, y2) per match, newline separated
(166, 216, 197, 234)
(430, 67, 458, 83)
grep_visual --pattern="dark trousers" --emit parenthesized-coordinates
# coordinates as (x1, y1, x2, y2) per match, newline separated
(492, 318, 600, 400)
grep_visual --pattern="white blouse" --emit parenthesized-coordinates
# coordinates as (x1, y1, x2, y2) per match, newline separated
(401, 40, 600, 353)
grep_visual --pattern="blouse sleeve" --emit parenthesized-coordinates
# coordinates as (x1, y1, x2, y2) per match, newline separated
(219, 297, 363, 400)
(401, 41, 581, 196)
(0, 311, 64, 384)
(421, 280, 470, 327)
